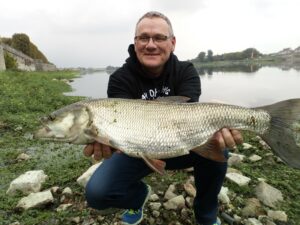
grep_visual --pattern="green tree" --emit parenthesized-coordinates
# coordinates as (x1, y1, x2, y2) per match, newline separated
(12, 33, 31, 56)
(207, 49, 213, 62)
(197, 52, 206, 62)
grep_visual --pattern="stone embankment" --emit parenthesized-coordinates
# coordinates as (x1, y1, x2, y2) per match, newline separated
(0, 44, 56, 71)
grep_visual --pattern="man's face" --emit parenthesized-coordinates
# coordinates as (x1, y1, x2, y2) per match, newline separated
(134, 17, 176, 75)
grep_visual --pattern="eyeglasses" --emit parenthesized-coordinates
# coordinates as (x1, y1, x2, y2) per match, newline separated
(134, 34, 173, 45)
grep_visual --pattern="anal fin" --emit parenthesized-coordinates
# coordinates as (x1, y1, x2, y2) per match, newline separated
(140, 155, 166, 175)
(192, 145, 227, 162)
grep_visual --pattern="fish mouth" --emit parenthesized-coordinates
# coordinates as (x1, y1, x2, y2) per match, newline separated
(34, 126, 78, 143)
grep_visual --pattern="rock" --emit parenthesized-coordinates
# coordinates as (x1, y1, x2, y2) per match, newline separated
(164, 184, 177, 200)
(163, 195, 185, 210)
(149, 202, 162, 211)
(50, 186, 60, 194)
(62, 187, 73, 196)
(229, 153, 246, 160)
(16, 190, 54, 210)
(245, 218, 263, 225)
(228, 155, 243, 166)
(218, 186, 230, 204)
(7, 170, 48, 195)
(152, 210, 160, 218)
(70, 217, 81, 224)
(255, 182, 283, 208)
(149, 193, 159, 202)
(183, 183, 196, 197)
(185, 196, 193, 208)
(249, 154, 262, 162)
(77, 162, 102, 187)
(56, 203, 72, 212)
(16, 153, 31, 161)
(243, 143, 254, 150)
(226, 172, 251, 186)
(267, 210, 288, 222)
(241, 198, 262, 217)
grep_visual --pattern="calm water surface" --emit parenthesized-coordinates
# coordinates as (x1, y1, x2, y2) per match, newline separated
(65, 67, 300, 107)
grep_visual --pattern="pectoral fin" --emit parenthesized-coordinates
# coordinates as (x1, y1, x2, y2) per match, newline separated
(84, 125, 110, 145)
(140, 154, 166, 175)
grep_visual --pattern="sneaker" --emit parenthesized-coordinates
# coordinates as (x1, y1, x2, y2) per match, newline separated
(121, 184, 151, 225)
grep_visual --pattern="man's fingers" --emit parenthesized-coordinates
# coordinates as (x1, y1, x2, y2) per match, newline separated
(102, 145, 113, 159)
(231, 129, 243, 145)
(93, 142, 102, 161)
(221, 128, 236, 148)
(83, 144, 94, 157)
(211, 131, 225, 150)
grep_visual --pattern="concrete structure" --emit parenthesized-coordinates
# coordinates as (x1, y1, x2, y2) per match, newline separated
(0, 45, 6, 71)
(0, 43, 56, 71)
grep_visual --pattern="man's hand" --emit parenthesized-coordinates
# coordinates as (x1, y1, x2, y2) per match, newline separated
(83, 142, 118, 161)
(192, 128, 243, 162)
(210, 128, 243, 151)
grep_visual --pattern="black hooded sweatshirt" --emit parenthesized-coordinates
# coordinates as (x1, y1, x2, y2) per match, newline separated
(107, 44, 201, 102)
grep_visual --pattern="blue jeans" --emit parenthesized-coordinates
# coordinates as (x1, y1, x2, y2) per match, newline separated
(85, 151, 228, 225)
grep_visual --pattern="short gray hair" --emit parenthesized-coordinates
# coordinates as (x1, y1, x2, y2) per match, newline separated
(135, 11, 174, 36)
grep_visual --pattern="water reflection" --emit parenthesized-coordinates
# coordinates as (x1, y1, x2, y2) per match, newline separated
(197, 64, 262, 75)
(65, 66, 300, 107)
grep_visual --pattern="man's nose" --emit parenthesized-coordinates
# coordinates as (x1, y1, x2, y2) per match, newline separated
(145, 38, 157, 48)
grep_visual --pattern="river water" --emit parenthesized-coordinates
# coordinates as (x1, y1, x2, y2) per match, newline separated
(65, 66, 300, 107)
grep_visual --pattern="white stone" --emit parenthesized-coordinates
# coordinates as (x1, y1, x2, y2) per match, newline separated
(62, 187, 73, 196)
(218, 186, 230, 204)
(56, 203, 73, 212)
(243, 143, 254, 150)
(152, 210, 160, 218)
(267, 210, 288, 222)
(183, 183, 196, 197)
(149, 194, 159, 202)
(16, 153, 31, 161)
(226, 172, 251, 186)
(245, 218, 263, 225)
(164, 184, 177, 200)
(16, 190, 54, 210)
(77, 162, 102, 187)
(228, 153, 246, 160)
(7, 170, 48, 195)
(255, 182, 283, 208)
(163, 195, 185, 210)
(149, 202, 162, 211)
(249, 154, 262, 162)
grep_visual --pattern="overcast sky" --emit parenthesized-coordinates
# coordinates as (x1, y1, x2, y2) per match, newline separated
(1, 0, 299, 68)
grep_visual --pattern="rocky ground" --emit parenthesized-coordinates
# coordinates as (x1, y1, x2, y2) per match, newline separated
(4, 136, 298, 225)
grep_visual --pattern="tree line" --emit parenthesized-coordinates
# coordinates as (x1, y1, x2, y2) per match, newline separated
(193, 48, 262, 62)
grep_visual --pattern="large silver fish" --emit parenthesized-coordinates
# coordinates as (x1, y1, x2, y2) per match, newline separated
(34, 97, 300, 173)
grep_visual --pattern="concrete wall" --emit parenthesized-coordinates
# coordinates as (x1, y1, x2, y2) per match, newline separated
(0, 44, 56, 71)
(0, 45, 6, 71)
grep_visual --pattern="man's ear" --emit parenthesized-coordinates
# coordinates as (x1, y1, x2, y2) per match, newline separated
(171, 36, 176, 52)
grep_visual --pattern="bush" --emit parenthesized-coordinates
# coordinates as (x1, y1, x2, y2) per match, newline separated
(4, 53, 18, 69)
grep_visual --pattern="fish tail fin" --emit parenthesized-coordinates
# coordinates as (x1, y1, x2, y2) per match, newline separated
(256, 99, 300, 169)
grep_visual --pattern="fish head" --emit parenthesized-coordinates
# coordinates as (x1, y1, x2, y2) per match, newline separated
(34, 103, 93, 144)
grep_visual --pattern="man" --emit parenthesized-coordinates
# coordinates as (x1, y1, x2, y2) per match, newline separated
(84, 11, 243, 225)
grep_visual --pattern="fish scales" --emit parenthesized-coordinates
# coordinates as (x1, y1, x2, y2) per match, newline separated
(80, 99, 271, 159)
